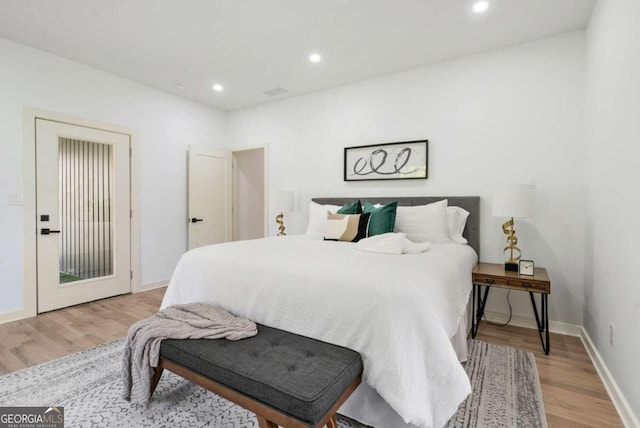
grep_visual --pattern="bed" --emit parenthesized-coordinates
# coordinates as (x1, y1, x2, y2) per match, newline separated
(161, 196, 480, 428)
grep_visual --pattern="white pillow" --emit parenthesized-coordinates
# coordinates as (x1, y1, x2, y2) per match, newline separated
(447, 206, 470, 244)
(394, 199, 449, 243)
(305, 201, 342, 236)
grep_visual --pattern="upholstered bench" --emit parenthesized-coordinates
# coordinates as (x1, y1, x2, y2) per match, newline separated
(150, 324, 363, 428)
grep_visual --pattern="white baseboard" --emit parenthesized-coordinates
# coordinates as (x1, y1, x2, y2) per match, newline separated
(136, 280, 168, 292)
(483, 311, 582, 336)
(0, 308, 34, 325)
(580, 328, 639, 428)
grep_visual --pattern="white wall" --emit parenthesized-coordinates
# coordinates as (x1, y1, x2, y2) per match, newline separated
(0, 37, 227, 315)
(585, 0, 640, 420)
(228, 32, 587, 326)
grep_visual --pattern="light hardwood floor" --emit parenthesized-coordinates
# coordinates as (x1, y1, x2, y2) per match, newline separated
(0, 288, 623, 427)
(0, 288, 164, 374)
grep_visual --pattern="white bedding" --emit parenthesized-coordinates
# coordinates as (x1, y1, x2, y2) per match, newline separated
(161, 235, 478, 428)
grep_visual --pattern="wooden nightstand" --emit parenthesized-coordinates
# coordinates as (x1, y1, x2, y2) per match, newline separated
(471, 262, 551, 354)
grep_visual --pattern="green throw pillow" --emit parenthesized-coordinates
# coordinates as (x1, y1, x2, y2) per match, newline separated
(337, 200, 362, 214)
(363, 201, 398, 236)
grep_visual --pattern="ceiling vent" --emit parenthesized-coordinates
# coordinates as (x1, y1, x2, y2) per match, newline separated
(263, 87, 288, 97)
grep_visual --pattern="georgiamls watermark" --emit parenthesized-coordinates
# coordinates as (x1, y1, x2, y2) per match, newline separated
(0, 407, 64, 428)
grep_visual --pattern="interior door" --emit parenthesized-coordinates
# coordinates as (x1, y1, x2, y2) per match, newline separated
(36, 118, 131, 313)
(188, 146, 232, 249)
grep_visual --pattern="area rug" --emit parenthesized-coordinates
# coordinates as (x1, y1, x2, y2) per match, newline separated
(445, 340, 547, 428)
(0, 339, 546, 427)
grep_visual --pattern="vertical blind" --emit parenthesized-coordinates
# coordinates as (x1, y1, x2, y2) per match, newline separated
(58, 137, 113, 281)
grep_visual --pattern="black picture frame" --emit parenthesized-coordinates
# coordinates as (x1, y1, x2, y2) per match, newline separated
(343, 140, 428, 181)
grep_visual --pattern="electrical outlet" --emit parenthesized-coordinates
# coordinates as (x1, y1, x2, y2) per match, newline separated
(609, 323, 615, 348)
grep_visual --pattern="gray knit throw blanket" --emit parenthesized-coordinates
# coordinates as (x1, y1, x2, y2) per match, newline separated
(122, 302, 258, 405)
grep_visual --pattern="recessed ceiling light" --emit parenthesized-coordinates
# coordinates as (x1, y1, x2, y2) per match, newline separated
(175, 83, 185, 90)
(212, 83, 224, 92)
(309, 53, 322, 63)
(472, 1, 489, 13)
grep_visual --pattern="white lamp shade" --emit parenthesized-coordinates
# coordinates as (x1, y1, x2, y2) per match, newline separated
(275, 190, 295, 213)
(492, 184, 536, 218)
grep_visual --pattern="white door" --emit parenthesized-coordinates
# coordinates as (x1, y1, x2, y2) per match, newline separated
(36, 119, 131, 313)
(188, 146, 232, 249)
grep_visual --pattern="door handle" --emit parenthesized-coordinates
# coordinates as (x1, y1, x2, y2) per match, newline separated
(41, 228, 61, 235)
(190, 218, 203, 223)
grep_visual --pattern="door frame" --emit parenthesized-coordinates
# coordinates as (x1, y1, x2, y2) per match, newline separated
(16, 106, 141, 322)
(231, 145, 269, 238)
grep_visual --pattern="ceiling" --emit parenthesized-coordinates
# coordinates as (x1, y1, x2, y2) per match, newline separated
(0, 0, 596, 111)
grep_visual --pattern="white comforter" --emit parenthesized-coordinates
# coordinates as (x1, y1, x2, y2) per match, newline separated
(161, 235, 478, 428)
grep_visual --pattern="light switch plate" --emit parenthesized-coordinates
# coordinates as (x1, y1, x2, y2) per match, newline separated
(7, 194, 23, 206)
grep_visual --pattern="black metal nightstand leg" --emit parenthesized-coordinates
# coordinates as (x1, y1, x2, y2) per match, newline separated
(529, 292, 544, 332)
(471, 284, 490, 338)
(471, 284, 476, 336)
(544, 294, 550, 355)
(529, 291, 550, 355)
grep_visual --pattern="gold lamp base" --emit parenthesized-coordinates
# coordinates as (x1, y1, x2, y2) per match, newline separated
(276, 212, 287, 236)
(502, 217, 521, 271)
(504, 262, 519, 272)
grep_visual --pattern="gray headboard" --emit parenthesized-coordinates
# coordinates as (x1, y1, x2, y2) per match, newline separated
(312, 196, 480, 259)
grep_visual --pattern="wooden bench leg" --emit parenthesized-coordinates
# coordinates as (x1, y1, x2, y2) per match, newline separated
(326, 415, 338, 428)
(257, 416, 279, 428)
(150, 366, 164, 397)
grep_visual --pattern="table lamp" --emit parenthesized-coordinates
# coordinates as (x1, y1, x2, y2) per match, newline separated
(275, 191, 294, 236)
(492, 184, 536, 271)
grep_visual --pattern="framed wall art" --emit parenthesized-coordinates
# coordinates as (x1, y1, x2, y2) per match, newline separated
(343, 139, 428, 181)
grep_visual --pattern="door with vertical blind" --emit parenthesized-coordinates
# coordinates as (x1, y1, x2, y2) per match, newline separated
(36, 119, 131, 313)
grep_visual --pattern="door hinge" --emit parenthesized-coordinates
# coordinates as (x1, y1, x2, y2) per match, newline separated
(130, 270, 133, 280)
(129, 147, 132, 157)
(130, 209, 133, 218)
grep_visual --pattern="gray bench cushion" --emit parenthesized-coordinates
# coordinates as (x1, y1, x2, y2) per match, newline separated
(160, 324, 363, 425)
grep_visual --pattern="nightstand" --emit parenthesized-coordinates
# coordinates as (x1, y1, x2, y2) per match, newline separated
(471, 262, 551, 354)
